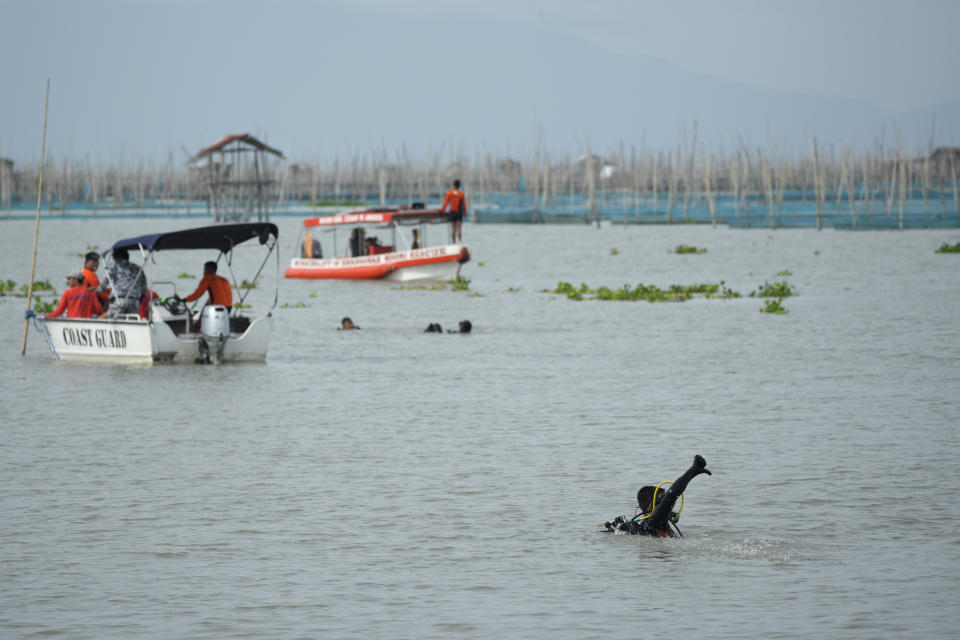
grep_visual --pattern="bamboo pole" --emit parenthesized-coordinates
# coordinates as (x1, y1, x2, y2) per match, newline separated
(703, 149, 716, 229)
(951, 152, 959, 217)
(811, 137, 822, 231)
(21, 78, 50, 357)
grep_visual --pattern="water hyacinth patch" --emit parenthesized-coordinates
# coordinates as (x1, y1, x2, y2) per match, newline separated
(396, 282, 447, 291)
(546, 281, 740, 301)
(674, 245, 707, 254)
(749, 281, 796, 298)
(33, 298, 56, 313)
(760, 298, 788, 314)
(935, 242, 960, 253)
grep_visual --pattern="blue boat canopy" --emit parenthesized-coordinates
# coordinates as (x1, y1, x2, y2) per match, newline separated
(109, 223, 278, 254)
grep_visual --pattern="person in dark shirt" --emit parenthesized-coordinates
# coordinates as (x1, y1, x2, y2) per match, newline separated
(106, 248, 147, 318)
(604, 455, 711, 537)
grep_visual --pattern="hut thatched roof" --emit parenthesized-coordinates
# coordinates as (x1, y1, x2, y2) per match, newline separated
(192, 134, 284, 161)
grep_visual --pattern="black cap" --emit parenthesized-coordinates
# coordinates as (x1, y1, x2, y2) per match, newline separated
(85, 252, 100, 262)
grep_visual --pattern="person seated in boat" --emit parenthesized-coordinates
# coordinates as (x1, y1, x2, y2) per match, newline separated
(364, 236, 393, 255)
(301, 232, 322, 259)
(411, 229, 421, 250)
(424, 323, 442, 333)
(178, 261, 232, 312)
(603, 455, 711, 537)
(82, 251, 111, 309)
(46, 270, 105, 319)
(340, 317, 359, 330)
(349, 228, 365, 257)
(106, 248, 147, 318)
(447, 320, 472, 334)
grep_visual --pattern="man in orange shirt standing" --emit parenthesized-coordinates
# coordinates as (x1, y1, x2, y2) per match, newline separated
(82, 251, 111, 309)
(179, 261, 232, 312)
(47, 270, 105, 319)
(439, 179, 466, 244)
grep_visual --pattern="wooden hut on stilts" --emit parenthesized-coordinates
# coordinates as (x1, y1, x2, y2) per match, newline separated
(189, 134, 284, 222)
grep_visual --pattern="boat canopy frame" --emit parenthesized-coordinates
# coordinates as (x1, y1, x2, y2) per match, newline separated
(297, 208, 451, 257)
(101, 223, 280, 314)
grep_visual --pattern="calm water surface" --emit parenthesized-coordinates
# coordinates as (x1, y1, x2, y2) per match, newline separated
(2, 218, 959, 639)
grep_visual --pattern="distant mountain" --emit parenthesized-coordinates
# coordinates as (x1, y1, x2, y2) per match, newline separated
(4, 4, 956, 162)
(288, 13, 956, 157)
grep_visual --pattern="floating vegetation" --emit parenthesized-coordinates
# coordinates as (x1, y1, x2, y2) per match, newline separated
(177, 272, 195, 279)
(760, 298, 788, 314)
(280, 301, 309, 308)
(674, 245, 707, 254)
(396, 282, 447, 291)
(478, 261, 486, 267)
(546, 281, 740, 302)
(33, 298, 56, 313)
(814, 250, 821, 256)
(610, 248, 619, 256)
(935, 242, 960, 253)
(309, 290, 318, 298)
(750, 281, 796, 298)
(9, 280, 58, 297)
(28, 279, 55, 292)
(776, 269, 793, 277)
(398, 276, 470, 291)
(238, 279, 258, 289)
(1, 279, 58, 298)
(235, 303, 251, 309)
(507, 286, 521, 292)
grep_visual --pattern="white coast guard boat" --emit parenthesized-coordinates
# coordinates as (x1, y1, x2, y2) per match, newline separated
(285, 207, 470, 281)
(35, 223, 279, 364)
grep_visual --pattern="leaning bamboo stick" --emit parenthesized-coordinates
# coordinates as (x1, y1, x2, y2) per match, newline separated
(21, 78, 50, 357)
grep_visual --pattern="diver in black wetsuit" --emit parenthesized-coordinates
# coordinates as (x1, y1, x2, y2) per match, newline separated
(604, 455, 711, 537)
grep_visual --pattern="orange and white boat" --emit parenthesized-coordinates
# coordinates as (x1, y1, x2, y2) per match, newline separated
(285, 207, 471, 281)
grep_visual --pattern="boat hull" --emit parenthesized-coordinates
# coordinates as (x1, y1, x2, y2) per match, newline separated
(285, 245, 469, 281)
(39, 314, 272, 364)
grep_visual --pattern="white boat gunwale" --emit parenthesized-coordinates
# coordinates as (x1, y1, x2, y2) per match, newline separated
(35, 222, 279, 364)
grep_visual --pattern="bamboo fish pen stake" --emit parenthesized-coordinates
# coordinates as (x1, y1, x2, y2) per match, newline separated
(21, 78, 50, 356)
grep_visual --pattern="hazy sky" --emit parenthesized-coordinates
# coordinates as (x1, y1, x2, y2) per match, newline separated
(2, 0, 958, 162)
(359, 0, 959, 111)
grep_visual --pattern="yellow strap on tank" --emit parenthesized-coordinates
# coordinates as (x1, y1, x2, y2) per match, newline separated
(642, 480, 684, 519)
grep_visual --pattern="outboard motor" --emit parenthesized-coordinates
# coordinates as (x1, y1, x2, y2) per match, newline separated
(198, 305, 230, 364)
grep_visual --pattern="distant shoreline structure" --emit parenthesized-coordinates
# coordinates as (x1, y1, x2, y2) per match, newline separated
(2, 138, 957, 230)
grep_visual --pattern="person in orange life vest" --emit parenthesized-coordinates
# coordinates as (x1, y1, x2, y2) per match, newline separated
(439, 179, 466, 244)
(82, 251, 111, 307)
(47, 270, 105, 319)
(179, 261, 232, 312)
